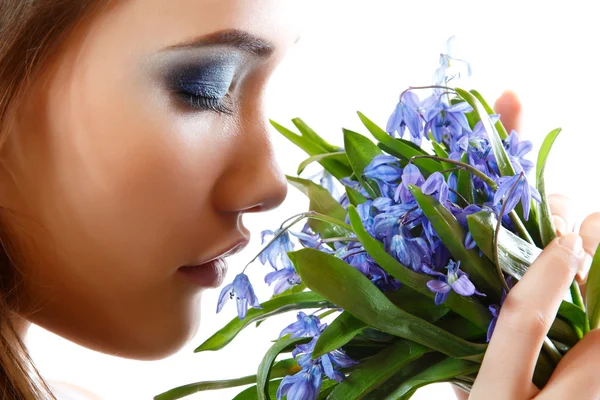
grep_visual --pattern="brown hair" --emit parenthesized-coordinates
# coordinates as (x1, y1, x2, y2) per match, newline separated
(0, 1, 109, 398)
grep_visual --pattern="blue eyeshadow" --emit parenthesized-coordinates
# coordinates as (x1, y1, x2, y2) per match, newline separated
(168, 59, 237, 99)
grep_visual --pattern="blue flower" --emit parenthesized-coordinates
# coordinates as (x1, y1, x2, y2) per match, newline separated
(505, 130, 534, 175)
(265, 265, 302, 295)
(390, 229, 432, 272)
(423, 96, 473, 143)
(454, 204, 484, 250)
(394, 164, 425, 203)
(260, 228, 295, 270)
(487, 304, 500, 343)
(426, 260, 485, 305)
(372, 202, 421, 240)
(421, 172, 449, 204)
(280, 312, 326, 338)
(364, 155, 403, 197)
(276, 365, 322, 400)
(216, 273, 262, 319)
(493, 172, 541, 220)
(293, 337, 358, 383)
(356, 200, 376, 237)
(433, 36, 472, 90)
(486, 277, 513, 342)
(290, 223, 330, 252)
(386, 91, 424, 144)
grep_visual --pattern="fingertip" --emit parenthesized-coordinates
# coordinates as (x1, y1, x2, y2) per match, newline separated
(557, 232, 584, 254)
(494, 90, 522, 135)
(553, 215, 567, 236)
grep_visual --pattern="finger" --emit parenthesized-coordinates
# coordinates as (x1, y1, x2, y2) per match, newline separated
(548, 194, 576, 235)
(578, 212, 600, 286)
(451, 384, 469, 400)
(534, 328, 600, 399)
(493, 90, 522, 136)
(470, 233, 586, 399)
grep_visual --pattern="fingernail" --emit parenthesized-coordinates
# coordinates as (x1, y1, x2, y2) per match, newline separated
(558, 233, 584, 254)
(553, 216, 567, 236)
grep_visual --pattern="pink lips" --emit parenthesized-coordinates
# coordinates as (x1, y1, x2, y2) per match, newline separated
(178, 258, 228, 287)
(178, 238, 249, 288)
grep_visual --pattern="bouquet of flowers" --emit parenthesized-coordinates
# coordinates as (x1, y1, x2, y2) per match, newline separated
(154, 41, 600, 400)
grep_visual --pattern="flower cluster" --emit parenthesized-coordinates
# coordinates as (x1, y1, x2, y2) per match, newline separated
(276, 312, 358, 400)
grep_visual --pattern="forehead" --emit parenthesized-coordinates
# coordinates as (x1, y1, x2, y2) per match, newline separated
(92, 0, 300, 58)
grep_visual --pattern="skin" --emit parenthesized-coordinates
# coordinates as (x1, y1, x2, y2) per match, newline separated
(452, 93, 600, 399)
(0, 0, 298, 360)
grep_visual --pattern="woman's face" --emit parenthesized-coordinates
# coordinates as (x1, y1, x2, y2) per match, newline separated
(0, 0, 297, 359)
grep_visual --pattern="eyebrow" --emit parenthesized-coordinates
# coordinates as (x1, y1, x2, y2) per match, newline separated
(161, 29, 280, 58)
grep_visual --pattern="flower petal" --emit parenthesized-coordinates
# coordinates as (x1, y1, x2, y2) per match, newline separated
(216, 283, 233, 313)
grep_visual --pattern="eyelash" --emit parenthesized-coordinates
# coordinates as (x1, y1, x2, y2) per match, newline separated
(177, 93, 235, 116)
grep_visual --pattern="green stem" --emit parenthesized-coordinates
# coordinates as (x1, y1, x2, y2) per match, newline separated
(508, 212, 535, 245)
(570, 281, 590, 334)
(320, 237, 360, 243)
(243, 211, 353, 272)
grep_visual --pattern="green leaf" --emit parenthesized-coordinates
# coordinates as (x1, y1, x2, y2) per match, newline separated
(363, 353, 446, 399)
(313, 311, 367, 359)
(286, 175, 350, 240)
(381, 357, 479, 399)
(455, 88, 515, 176)
(155, 360, 299, 400)
(347, 205, 492, 332)
(297, 152, 349, 175)
(268, 281, 306, 301)
(467, 211, 586, 335)
(431, 141, 454, 172)
(312, 287, 452, 359)
(536, 128, 562, 246)
(288, 248, 487, 361)
(195, 292, 330, 352)
(154, 376, 257, 400)
(469, 89, 509, 140)
(357, 111, 441, 176)
(292, 117, 343, 153)
(257, 337, 310, 400)
(317, 381, 339, 399)
(550, 314, 580, 346)
(270, 120, 353, 180)
(457, 152, 475, 205)
(467, 211, 539, 280)
(345, 185, 369, 207)
(343, 128, 383, 198)
(232, 379, 282, 400)
(586, 244, 600, 329)
(410, 185, 502, 299)
(434, 314, 485, 341)
(385, 285, 451, 323)
(328, 340, 431, 399)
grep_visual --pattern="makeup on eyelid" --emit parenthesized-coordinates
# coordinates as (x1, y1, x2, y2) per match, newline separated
(166, 59, 237, 99)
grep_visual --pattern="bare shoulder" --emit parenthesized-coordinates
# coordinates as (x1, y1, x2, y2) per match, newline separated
(48, 381, 104, 400)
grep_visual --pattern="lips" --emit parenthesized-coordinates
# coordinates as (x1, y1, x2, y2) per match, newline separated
(180, 237, 250, 269)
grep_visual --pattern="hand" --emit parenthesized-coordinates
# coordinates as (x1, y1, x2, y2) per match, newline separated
(452, 91, 600, 399)
(469, 233, 589, 398)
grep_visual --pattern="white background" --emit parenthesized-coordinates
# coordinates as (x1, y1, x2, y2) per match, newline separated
(25, 1, 600, 399)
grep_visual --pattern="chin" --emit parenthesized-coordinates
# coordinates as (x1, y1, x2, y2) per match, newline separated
(112, 314, 202, 361)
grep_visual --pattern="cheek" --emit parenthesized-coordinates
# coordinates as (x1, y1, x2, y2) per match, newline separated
(42, 74, 232, 276)
(5, 66, 235, 358)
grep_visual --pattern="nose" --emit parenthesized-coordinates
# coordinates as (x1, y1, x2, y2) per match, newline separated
(212, 115, 288, 215)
